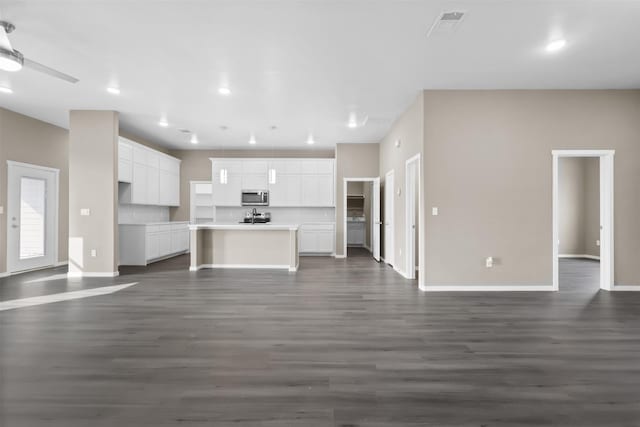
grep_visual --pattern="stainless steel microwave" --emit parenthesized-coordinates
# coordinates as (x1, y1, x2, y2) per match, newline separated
(241, 190, 269, 206)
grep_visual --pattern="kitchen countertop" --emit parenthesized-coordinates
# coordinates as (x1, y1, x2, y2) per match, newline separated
(119, 221, 189, 226)
(189, 223, 299, 231)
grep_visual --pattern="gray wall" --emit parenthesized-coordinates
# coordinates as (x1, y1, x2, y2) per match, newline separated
(68, 110, 119, 275)
(0, 108, 69, 274)
(422, 90, 640, 287)
(335, 143, 380, 257)
(378, 93, 424, 276)
(559, 157, 600, 256)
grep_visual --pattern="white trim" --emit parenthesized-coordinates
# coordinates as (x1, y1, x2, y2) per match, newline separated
(191, 264, 291, 270)
(342, 177, 380, 259)
(0, 271, 9, 278)
(558, 254, 600, 260)
(552, 149, 615, 157)
(405, 154, 422, 288)
(423, 285, 555, 292)
(611, 285, 640, 291)
(333, 254, 346, 259)
(6, 161, 60, 274)
(67, 271, 120, 278)
(54, 261, 69, 267)
(6, 160, 61, 174)
(552, 150, 614, 292)
(384, 169, 395, 268)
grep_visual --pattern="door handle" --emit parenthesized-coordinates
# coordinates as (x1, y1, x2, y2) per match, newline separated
(11, 225, 18, 228)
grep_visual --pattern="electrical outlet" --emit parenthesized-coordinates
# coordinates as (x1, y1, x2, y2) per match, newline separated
(90, 249, 97, 257)
(432, 207, 439, 216)
(80, 208, 91, 216)
(596, 240, 600, 247)
(0, 206, 3, 215)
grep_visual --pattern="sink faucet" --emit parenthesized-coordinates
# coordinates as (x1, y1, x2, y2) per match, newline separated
(251, 208, 257, 224)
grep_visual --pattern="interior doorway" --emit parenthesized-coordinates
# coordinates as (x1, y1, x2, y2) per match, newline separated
(6, 161, 59, 274)
(552, 150, 614, 291)
(383, 170, 394, 267)
(405, 155, 420, 280)
(343, 177, 380, 261)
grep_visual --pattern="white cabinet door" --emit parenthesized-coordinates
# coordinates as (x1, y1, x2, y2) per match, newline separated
(268, 176, 286, 206)
(299, 231, 315, 253)
(170, 173, 180, 206)
(285, 175, 302, 206)
(146, 233, 159, 260)
(171, 228, 189, 253)
(242, 173, 268, 190)
(133, 145, 147, 165)
(118, 141, 133, 183)
(214, 174, 242, 206)
(158, 170, 171, 206)
(147, 167, 160, 205)
(157, 231, 171, 257)
(132, 163, 147, 204)
(242, 160, 268, 175)
(301, 175, 333, 206)
(118, 158, 132, 183)
(316, 231, 334, 253)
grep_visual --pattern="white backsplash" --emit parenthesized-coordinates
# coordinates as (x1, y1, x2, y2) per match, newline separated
(119, 204, 170, 224)
(215, 207, 335, 224)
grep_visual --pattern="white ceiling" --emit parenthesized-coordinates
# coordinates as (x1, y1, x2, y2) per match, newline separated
(1, 0, 639, 149)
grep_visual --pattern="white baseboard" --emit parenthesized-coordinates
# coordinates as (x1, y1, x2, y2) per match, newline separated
(559, 254, 600, 260)
(67, 271, 120, 278)
(333, 254, 346, 259)
(423, 285, 555, 292)
(0, 271, 9, 278)
(191, 264, 292, 271)
(611, 285, 640, 291)
(54, 261, 69, 267)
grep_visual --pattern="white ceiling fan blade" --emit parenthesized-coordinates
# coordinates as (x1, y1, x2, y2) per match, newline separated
(23, 58, 79, 83)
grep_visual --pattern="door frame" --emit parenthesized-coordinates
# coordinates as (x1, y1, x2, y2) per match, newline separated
(384, 169, 395, 267)
(343, 177, 380, 261)
(405, 154, 421, 282)
(552, 150, 614, 291)
(6, 161, 60, 274)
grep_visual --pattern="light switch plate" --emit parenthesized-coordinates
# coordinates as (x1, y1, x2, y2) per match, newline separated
(0, 206, 3, 215)
(90, 249, 97, 257)
(80, 208, 91, 216)
(432, 207, 438, 216)
(486, 256, 493, 268)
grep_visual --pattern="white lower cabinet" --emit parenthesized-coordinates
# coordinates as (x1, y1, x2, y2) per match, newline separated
(347, 222, 366, 246)
(119, 222, 190, 266)
(299, 223, 335, 255)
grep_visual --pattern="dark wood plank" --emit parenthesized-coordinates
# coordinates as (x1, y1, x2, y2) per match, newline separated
(1, 256, 639, 426)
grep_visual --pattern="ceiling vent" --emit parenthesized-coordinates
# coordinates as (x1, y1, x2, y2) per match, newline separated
(427, 10, 466, 37)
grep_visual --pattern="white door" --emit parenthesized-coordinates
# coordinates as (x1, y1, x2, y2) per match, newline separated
(372, 177, 381, 262)
(7, 162, 59, 273)
(384, 170, 394, 267)
(405, 159, 418, 279)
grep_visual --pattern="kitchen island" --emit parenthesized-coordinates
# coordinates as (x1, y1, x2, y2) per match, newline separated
(189, 223, 299, 272)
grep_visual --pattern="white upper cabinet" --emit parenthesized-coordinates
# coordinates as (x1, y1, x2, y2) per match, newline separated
(119, 137, 181, 207)
(211, 158, 334, 207)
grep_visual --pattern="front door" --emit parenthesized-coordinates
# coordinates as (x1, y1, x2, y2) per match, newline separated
(7, 162, 59, 273)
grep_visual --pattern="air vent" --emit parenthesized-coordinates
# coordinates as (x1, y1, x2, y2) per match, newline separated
(177, 128, 191, 134)
(427, 10, 466, 37)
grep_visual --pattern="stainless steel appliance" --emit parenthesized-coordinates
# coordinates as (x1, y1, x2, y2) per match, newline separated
(241, 190, 269, 206)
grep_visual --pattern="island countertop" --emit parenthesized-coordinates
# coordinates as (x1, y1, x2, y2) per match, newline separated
(189, 223, 299, 231)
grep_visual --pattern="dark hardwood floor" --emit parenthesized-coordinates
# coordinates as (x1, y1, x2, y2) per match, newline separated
(1, 256, 639, 426)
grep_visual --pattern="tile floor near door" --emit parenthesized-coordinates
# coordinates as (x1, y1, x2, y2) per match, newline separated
(1, 257, 639, 426)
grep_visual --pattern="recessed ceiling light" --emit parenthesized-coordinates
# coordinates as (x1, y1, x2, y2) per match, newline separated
(107, 86, 120, 95)
(545, 39, 567, 53)
(190, 134, 199, 144)
(347, 120, 358, 129)
(158, 119, 169, 127)
(218, 87, 231, 96)
(249, 134, 257, 145)
(306, 134, 315, 145)
(0, 85, 13, 94)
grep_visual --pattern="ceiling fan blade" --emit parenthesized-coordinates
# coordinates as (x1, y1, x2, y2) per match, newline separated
(23, 58, 79, 83)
